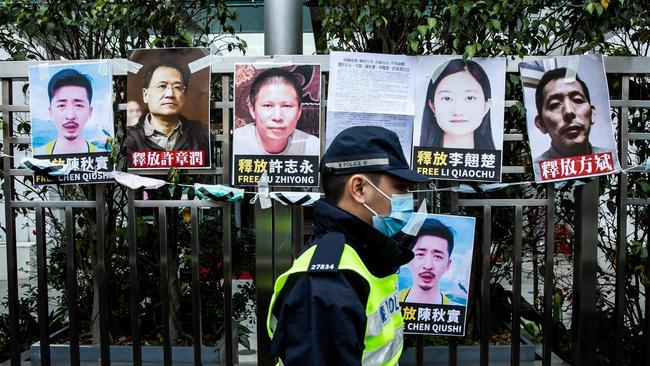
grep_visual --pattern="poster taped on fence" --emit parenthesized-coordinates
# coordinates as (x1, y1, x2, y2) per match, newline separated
(412, 56, 506, 182)
(29, 62, 115, 185)
(325, 51, 416, 161)
(125, 48, 211, 170)
(232, 63, 321, 187)
(399, 214, 476, 336)
(520, 55, 620, 183)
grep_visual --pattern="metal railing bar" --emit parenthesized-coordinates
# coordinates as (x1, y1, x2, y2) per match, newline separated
(95, 185, 110, 365)
(223, 204, 234, 366)
(190, 206, 203, 366)
(628, 133, 650, 140)
(36, 207, 51, 366)
(503, 134, 525, 141)
(221, 74, 232, 186)
(502, 167, 527, 174)
(627, 198, 650, 205)
(511, 206, 523, 366)
(133, 200, 227, 208)
(2, 77, 20, 366)
(65, 206, 80, 366)
(480, 205, 491, 366)
(610, 100, 650, 108)
(0, 105, 28, 112)
(459, 199, 548, 207)
(127, 189, 142, 366)
(157, 208, 172, 366)
(11, 201, 97, 208)
(542, 185, 555, 366)
(8, 137, 30, 144)
(1, 55, 648, 76)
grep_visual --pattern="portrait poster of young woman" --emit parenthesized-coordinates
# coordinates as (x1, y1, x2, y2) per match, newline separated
(412, 57, 506, 182)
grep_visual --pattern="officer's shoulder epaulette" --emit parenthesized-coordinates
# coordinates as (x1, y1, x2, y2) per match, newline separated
(307, 232, 346, 274)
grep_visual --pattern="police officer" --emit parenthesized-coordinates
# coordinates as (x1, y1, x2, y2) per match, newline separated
(267, 126, 429, 365)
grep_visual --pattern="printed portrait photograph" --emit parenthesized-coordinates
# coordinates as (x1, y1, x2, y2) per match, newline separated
(125, 47, 211, 169)
(413, 56, 506, 153)
(520, 55, 621, 182)
(232, 63, 321, 156)
(398, 214, 476, 306)
(30, 62, 114, 156)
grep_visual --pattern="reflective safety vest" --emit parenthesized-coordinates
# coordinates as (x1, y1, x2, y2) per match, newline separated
(267, 232, 404, 366)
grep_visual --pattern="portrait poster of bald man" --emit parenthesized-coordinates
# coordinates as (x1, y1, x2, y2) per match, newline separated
(520, 55, 620, 183)
(398, 214, 476, 336)
(125, 48, 211, 169)
(232, 63, 321, 187)
(29, 62, 115, 185)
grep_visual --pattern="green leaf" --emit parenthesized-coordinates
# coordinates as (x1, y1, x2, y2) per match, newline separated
(637, 180, 650, 194)
(182, 30, 193, 46)
(465, 44, 476, 58)
(409, 38, 419, 53)
(417, 25, 428, 36)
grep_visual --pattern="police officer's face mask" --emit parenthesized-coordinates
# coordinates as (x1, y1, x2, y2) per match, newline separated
(362, 177, 414, 237)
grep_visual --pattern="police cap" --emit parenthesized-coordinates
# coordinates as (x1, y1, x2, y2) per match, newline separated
(320, 126, 429, 183)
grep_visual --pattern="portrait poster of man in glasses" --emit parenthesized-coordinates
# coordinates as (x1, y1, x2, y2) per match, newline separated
(125, 48, 211, 169)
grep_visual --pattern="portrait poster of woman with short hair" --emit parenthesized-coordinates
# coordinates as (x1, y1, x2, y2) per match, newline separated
(232, 63, 321, 187)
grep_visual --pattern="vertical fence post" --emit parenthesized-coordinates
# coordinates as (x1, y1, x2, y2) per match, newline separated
(35, 208, 50, 366)
(127, 189, 142, 366)
(190, 207, 203, 366)
(542, 185, 555, 366)
(223, 204, 235, 366)
(158, 208, 171, 366)
(65, 206, 80, 366)
(480, 205, 491, 366)
(511, 206, 523, 366)
(614, 75, 629, 366)
(95, 184, 110, 365)
(255, 202, 274, 366)
(572, 179, 599, 365)
(2, 78, 20, 366)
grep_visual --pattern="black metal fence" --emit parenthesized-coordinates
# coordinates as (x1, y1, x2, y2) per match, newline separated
(1, 56, 649, 365)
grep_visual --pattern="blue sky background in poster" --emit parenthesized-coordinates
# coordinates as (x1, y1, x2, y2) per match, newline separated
(29, 62, 114, 152)
(398, 214, 476, 305)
